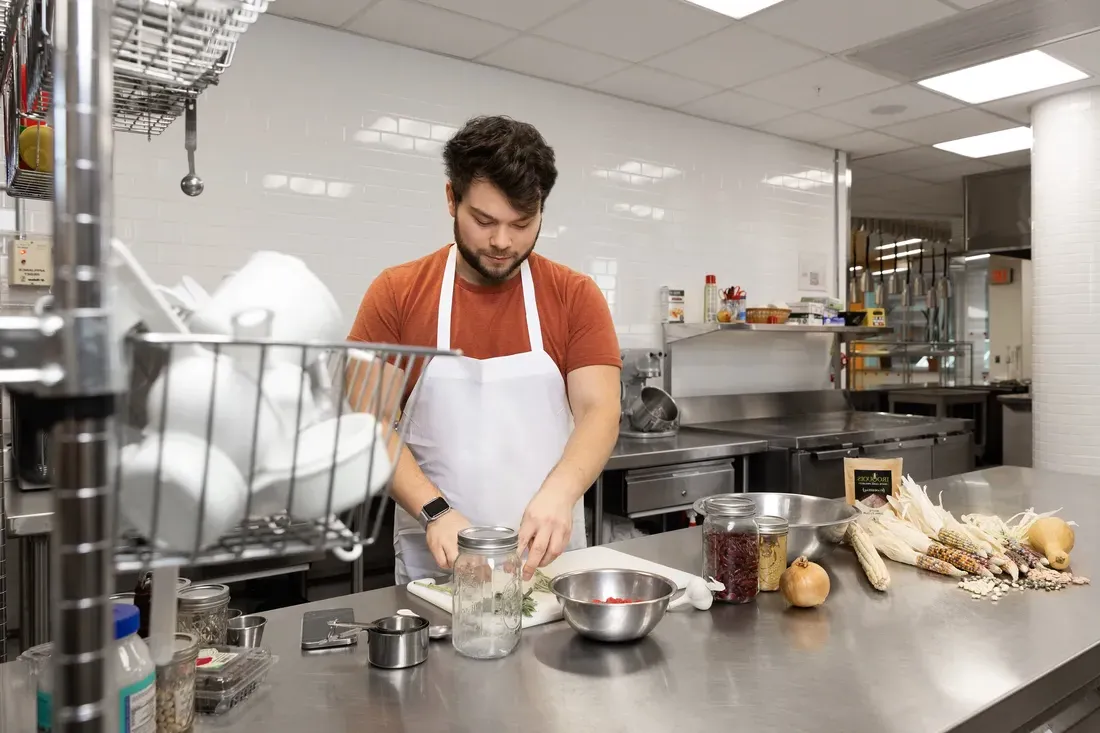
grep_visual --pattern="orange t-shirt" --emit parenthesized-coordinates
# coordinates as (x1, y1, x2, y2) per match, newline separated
(348, 245, 621, 401)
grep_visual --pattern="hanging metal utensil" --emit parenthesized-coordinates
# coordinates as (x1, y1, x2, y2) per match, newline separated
(939, 246, 953, 341)
(848, 225, 859, 306)
(180, 99, 204, 197)
(885, 230, 900, 296)
(859, 223, 872, 296)
(926, 249, 937, 310)
(873, 237, 885, 307)
(927, 251, 938, 341)
(937, 246, 950, 302)
(900, 255, 911, 342)
(913, 245, 926, 298)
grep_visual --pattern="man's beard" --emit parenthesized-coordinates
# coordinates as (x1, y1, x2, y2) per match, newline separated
(454, 220, 539, 284)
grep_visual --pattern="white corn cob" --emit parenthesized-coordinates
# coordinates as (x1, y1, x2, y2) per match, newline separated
(849, 522, 890, 591)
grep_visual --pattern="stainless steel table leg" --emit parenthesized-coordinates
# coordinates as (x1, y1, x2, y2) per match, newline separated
(741, 456, 750, 492)
(1, 489, 6, 664)
(592, 475, 604, 546)
(18, 535, 49, 648)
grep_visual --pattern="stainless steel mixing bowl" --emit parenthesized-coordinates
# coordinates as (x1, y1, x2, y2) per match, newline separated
(694, 492, 857, 563)
(550, 569, 677, 642)
(628, 386, 679, 433)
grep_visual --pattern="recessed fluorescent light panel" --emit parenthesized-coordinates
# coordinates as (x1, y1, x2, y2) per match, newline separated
(682, 0, 788, 19)
(918, 50, 1088, 104)
(876, 238, 921, 250)
(934, 127, 1032, 158)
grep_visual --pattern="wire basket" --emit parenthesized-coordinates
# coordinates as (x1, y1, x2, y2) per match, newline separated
(114, 324, 454, 571)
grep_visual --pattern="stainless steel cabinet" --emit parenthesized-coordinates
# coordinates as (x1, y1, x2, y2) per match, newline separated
(792, 447, 860, 500)
(861, 438, 934, 483)
(623, 459, 735, 515)
(933, 433, 974, 477)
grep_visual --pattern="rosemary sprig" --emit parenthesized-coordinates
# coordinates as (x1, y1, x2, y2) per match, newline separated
(415, 580, 538, 617)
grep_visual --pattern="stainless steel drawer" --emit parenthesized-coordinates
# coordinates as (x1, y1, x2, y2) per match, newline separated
(861, 437, 934, 482)
(624, 459, 735, 516)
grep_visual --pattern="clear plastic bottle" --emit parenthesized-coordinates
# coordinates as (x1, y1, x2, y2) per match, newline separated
(703, 275, 719, 323)
(451, 526, 523, 659)
(25, 603, 157, 733)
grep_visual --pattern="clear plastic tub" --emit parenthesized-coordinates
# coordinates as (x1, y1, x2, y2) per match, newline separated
(194, 646, 276, 715)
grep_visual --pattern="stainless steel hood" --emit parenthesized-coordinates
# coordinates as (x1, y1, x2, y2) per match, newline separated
(964, 167, 1031, 260)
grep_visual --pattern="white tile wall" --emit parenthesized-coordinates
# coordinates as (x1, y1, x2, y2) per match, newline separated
(17, 14, 841, 397)
(1031, 87, 1100, 474)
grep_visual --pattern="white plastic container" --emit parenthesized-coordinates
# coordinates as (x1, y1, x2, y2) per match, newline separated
(23, 604, 157, 733)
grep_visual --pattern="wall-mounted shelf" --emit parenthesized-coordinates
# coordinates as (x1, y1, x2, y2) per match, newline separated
(663, 322, 893, 344)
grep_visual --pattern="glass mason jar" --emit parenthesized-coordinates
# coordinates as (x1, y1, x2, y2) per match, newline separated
(702, 495, 759, 604)
(452, 526, 523, 659)
(176, 583, 230, 644)
(755, 515, 790, 592)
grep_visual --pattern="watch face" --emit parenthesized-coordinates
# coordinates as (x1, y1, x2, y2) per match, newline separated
(423, 497, 449, 519)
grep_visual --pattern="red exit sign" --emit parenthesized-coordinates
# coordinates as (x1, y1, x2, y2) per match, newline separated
(991, 268, 1014, 285)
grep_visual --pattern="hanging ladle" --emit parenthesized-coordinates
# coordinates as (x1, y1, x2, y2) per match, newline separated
(180, 98, 204, 197)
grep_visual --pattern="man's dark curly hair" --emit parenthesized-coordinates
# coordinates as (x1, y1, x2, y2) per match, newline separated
(443, 116, 558, 217)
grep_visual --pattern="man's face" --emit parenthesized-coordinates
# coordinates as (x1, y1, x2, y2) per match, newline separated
(448, 179, 541, 283)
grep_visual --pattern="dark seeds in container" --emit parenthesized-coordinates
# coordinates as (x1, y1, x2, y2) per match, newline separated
(704, 528, 759, 604)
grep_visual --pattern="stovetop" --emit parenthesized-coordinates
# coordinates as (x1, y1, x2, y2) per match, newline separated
(691, 411, 970, 450)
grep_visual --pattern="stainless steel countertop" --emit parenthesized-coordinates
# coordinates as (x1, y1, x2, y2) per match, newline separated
(999, 393, 1033, 408)
(0, 466, 1087, 733)
(890, 388, 991, 400)
(2, 480, 50, 537)
(605, 428, 767, 471)
(691, 410, 971, 449)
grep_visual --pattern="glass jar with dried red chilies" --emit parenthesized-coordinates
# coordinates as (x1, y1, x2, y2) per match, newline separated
(702, 495, 759, 604)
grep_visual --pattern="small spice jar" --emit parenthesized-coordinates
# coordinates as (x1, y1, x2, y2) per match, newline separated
(177, 583, 230, 644)
(156, 633, 200, 733)
(702, 496, 759, 604)
(755, 516, 790, 592)
(452, 526, 523, 660)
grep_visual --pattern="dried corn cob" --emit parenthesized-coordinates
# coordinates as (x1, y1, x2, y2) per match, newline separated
(937, 528, 986, 557)
(849, 523, 890, 591)
(1005, 547, 1031, 572)
(915, 554, 967, 578)
(1010, 539, 1048, 566)
(927, 542, 994, 577)
(1002, 558, 1020, 581)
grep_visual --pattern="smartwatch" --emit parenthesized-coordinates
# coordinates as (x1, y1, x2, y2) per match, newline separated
(419, 497, 451, 529)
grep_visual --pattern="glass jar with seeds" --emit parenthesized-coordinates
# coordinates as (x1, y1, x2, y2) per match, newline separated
(157, 633, 200, 733)
(177, 584, 231, 644)
(756, 516, 789, 592)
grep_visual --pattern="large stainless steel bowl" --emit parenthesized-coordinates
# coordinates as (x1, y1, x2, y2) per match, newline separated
(694, 492, 857, 563)
(550, 569, 677, 643)
(628, 386, 679, 433)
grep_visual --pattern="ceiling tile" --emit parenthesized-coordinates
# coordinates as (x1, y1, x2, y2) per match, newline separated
(859, 146, 967, 174)
(878, 108, 1019, 145)
(345, 0, 516, 58)
(679, 90, 795, 127)
(980, 78, 1100, 123)
(908, 159, 1002, 183)
(735, 58, 898, 110)
(755, 113, 862, 143)
(822, 130, 916, 157)
(478, 36, 629, 85)
(982, 149, 1031, 168)
(589, 66, 719, 108)
(273, 0, 376, 26)
(645, 24, 821, 89)
(851, 172, 931, 194)
(1043, 31, 1100, 75)
(747, 0, 955, 54)
(418, 0, 583, 30)
(814, 85, 962, 129)
(535, 0, 730, 63)
(850, 162, 891, 181)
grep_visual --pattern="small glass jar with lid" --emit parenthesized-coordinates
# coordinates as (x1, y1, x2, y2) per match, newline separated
(701, 495, 759, 604)
(176, 583, 230, 644)
(755, 516, 790, 592)
(451, 526, 523, 659)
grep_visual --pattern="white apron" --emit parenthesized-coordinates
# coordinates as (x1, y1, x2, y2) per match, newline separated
(393, 245, 587, 583)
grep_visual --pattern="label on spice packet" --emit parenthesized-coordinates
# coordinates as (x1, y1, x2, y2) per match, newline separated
(844, 457, 902, 509)
(196, 648, 239, 671)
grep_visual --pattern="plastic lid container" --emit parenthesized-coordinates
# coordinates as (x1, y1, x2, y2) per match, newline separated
(178, 584, 230, 613)
(114, 603, 140, 639)
(194, 645, 276, 715)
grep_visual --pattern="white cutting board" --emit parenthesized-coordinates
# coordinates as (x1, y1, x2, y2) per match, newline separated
(405, 545, 696, 629)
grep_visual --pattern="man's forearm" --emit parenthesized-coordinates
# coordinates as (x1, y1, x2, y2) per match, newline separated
(391, 444, 443, 519)
(542, 403, 619, 503)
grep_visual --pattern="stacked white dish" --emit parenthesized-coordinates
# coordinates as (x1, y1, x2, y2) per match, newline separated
(116, 245, 394, 553)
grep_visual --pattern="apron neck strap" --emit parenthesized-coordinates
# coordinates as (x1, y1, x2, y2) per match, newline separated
(437, 245, 544, 353)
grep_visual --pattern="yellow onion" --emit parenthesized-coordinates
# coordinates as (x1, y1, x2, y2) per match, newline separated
(780, 556, 830, 608)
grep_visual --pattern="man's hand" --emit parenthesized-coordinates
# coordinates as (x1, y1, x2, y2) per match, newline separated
(518, 487, 575, 581)
(425, 510, 471, 571)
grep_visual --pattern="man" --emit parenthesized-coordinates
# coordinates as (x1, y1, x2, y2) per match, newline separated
(349, 116, 622, 584)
